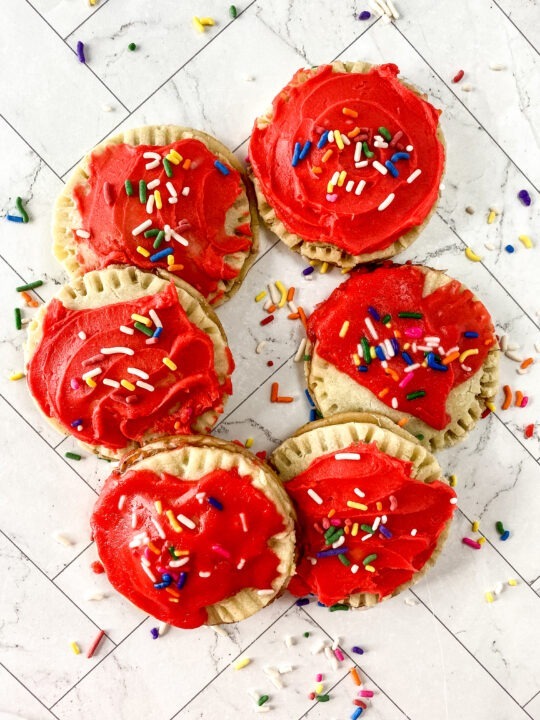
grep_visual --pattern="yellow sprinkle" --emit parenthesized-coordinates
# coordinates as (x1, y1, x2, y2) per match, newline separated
(70, 641, 81, 655)
(245, 437, 254, 448)
(365, 565, 376, 573)
(518, 234, 533, 249)
(478, 537, 486, 545)
(136, 246, 150, 258)
(486, 401, 496, 412)
(334, 129, 344, 150)
(9, 372, 25, 381)
(337, 170, 347, 187)
(167, 254, 175, 266)
(403, 342, 410, 350)
(193, 16, 205, 32)
(86, 377, 97, 388)
(339, 320, 350, 338)
(378, 388, 389, 399)
(327, 182, 334, 193)
(370, 347, 376, 359)
(232, 657, 251, 670)
(121, 379, 135, 391)
(508, 578, 518, 587)
(351, 522, 359, 537)
(275, 280, 287, 308)
(352, 353, 361, 366)
(485, 591, 494, 603)
(315, 683, 324, 695)
(163, 357, 177, 371)
(154, 500, 162, 515)
(449, 474, 457, 487)
(465, 247, 483, 262)
(131, 313, 152, 326)
(347, 500, 368, 511)
(472, 520, 479, 533)
(255, 291, 267, 302)
(327, 508, 336, 518)
(487, 210, 497, 224)
(459, 348, 479, 362)
(376, 501, 382, 511)
(166, 150, 182, 165)
(154, 190, 162, 210)
(200, 16, 215, 25)
(341, 267, 351, 274)
(166, 509, 183, 533)
(319, 261, 329, 274)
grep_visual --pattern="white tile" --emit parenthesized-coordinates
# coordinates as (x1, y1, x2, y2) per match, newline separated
(527, 689, 540, 720)
(30, 0, 112, 40)
(0, 665, 57, 720)
(477, 0, 540, 65)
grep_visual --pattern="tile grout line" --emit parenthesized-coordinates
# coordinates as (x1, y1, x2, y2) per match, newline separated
(0, 252, 47, 304)
(491, 0, 540, 58)
(492, 413, 540, 469)
(523, 688, 540, 709)
(62, 0, 112, 40)
(393, 24, 540, 193)
(0, 114, 65, 182)
(0, 661, 62, 720)
(51, 541, 94, 581)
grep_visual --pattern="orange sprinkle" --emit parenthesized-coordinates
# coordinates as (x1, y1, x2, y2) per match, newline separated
(515, 390, 523, 407)
(147, 541, 161, 555)
(350, 667, 361, 686)
(311, 166, 322, 175)
(344, 525, 350, 534)
(183, 158, 191, 170)
(287, 287, 295, 302)
(442, 351, 460, 366)
(376, 501, 382, 511)
(298, 306, 308, 329)
(321, 149, 333, 163)
(378, 388, 389, 399)
(342, 107, 358, 118)
(327, 508, 336, 518)
(167, 264, 184, 272)
(276, 396, 294, 403)
(267, 304, 277, 313)
(347, 126, 361, 138)
(174, 421, 181, 430)
(384, 367, 399, 382)
(21, 290, 38, 307)
(397, 417, 409, 427)
(166, 586, 180, 597)
(288, 312, 300, 320)
(501, 384, 512, 410)
(520, 357, 534, 370)
(271, 382, 279, 402)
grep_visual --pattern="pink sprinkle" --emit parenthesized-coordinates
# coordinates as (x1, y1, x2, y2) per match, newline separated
(398, 372, 414, 389)
(334, 648, 345, 662)
(404, 327, 423, 338)
(389, 495, 398, 511)
(70, 378, 80, 390)
(360, 690, 374, 698)
(144, 547, 152, 560)
(316, 673, 323, 682)
(103, 181, 115, 206)
(322, 517, 330, 530)
(330, 519, 342, 527)
(521, 396, 529, 407)
(462, 537, 481, 550)
(146, 337, 158, 345)
(82, 353, 105, 366)
(326, 193, 338, 202)
(212, 544, 231, 559)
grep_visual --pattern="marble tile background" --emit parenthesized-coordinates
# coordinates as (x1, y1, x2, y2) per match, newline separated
(1, 1, 539, 719)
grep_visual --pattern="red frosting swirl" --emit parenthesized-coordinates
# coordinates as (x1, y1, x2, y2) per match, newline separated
(71, 139, 253, 304)
(285, 442, 456, 605)
(91, 466, 287, 628)
(27, 283, 233, 451)
(249, 64, 444, 255)
(308, 265, 496, 430)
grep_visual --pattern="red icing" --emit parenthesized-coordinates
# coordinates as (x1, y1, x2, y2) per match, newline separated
(308, 265, 496, 430)
(91, 466, 287, 628)
(285, 442, 456, 605)
(27, 283, 233, 451)
(249, 64, 444, 255)
(72, 140, 253, 304)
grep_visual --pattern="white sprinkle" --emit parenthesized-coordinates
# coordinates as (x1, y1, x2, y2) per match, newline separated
(119, 325, 134, 335)
(461, 83, 473, 92)
(86, 591, 106, 601)
(213, 625, 229, 638)
(386, 0, 400, 18)
(505, 351, 523, 362)
(355, 180, 366, 196)
(355, 160, 369, 168)
(237, 558, 246, 570)
(78, 331, 87, 340)
(278, 663, 293, 674)
(391, 397, 398, 409)
(294, 338, 307, 363)
(52, 532, 73, 547)
(131, 510, 137, 529)
(354, 142, 362, 164)
(405, 363, 421, 372)
(118, 494, 126, 510)
(330, 171, 340, 186)
(372, 516, 381, 532)
(288, 300, 298, 313)
(411, 528, 417, 536)
(151, 518, 166, 539)
(127, 367, 149, 380)
(335, 452, 361, 460)
(143, 152, 161, 170)
(365, 316, 379, 340)
(168, 197, 178, 204)
(484, 242, 495, 251)
(332, 535, 345, 549)
(507, 342, 520, 351)
(361, 533, 373, 542)
(82, 367, 102, 381)
(140, 562, 157, 582)
(489, 63, 506, 71)
(354, 488, 365, 498)
(345, 180, 355, 193)
(196, 492, 206, 503)
(169, 557, 190, 568)
(382, 514, 387, 523)
(450, 497, 458, 504)
(406, 144, 414, 152)
(284, 635, 294, 648)
(239, 512, 248, 532)
(102, 104, 113, 112)
(181, 187, 190, 197)
(256, 341, 267, 354)
(146, 194, 155, 214)
(257, 589, 274, 597)
(331, 636, 340, 651)
(264, 666, 283, 689)
(493, 581, 504, 596)
(75, 229, 91, 239)
(378, 193, 395, 211)
(374, 141, 389, 149)
(328, 130, 334, 143)
(101, 346, 134, 355)
(199, 571, 211, 578)
(407, 169, 422, 184)
(177, 514, 196, 530)
(311, 639, 325, 655)
(372, 160, 388, 175)
(147, 179, 160, 190)
(350, 564, 359, 574)
(342, 134, 351, 146)
(170, 228, 189, 246)
(136, 380, 155, 392)
(132, 219, 153, 236)
(324, 645, 339, 671)
(307, 488, 324, 504)
(102, 378, 120, 388)
(158, 622, 170, 636)
(384, 338, 395, 357)
(166, 182, 177, 198)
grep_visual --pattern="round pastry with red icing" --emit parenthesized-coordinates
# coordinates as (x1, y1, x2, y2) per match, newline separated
(53, 125, 258, 306)
(25, 266, 234, 459)
(91, 435, 296, 628)
(271, 413, 456, 609)
(249, 61, 445, 267)
(305, 263, 499, 450)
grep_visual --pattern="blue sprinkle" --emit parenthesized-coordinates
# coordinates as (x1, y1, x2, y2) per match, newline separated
(305, 388, 315, 407)
(150, 247, 174, 262)
(351, 708, 363, 719)
(505, 244, 515, 253)
(357, 365, 368, 372)
(464, 331, 479, 338)
(375, 345, 386, 361)
(207, 496, 223, 511)
(367, 306, 380, 321)
(70, 418, 83, 427)
(500, 530, 510, 541)
(316, 547, 348, 558)
(214, 160, 230, 176)
(391, 152, 410, 162)
(358, 10, 371, 20)
(153, 326, 163, 338)
(299, 140, 312, 160)
(177, 571, 187, 589)
(295, 597, 310, 606)
(352, 646, 364, 655)
(153, 582, 168, 589)
(309, 409, 318, 422)
(291, 142, 302, 167)
(402, 351, 414, 366)
(379, 525, 393, 539)
(427, 352, 448, 372)
(390, 337, 400, 354)
(302, 266, 314, 276)
(317, 601, 327, 607)
(385, 160, 399, 178)
(6, 214, 24, 223)
(161, 573, 172, 584)
(150, 627, 159, 639)
(317, 131, 329, 149)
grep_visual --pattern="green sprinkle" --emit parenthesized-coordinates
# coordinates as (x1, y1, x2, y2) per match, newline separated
(153, 231, 165, 249)
(398, 311, 423, 319)
(360, 337, 371, 364)
(134, 321, 153, 337)
(381, 313, 391, 325)
(316, 694, 330, 702)
(360, 524, 373, 534)
(168, 546, 178, 558)
(65, 452, 82, 461)
(378, 126, 392, 142)
(303, 631, 310, 638)
(16, 280, 43, 292)
(163, 158, 173, 178)
(16, 196, 29, 223)
(14, 307, 22, 330)
(257, 696, 269, 707)
(338, 554, 351, 567)
(303, 355, 312, 361)
(124, 179, 134, 196)
(329, 603, 349, 612)
(139, 180, 147, 204)
(144, 229, 160, 238)
(229, 5, 238, 18)
(406, 390, 426, 401)
(363, 553, 377, 565)
(362, 141, 374, 159)
(415, 434, 425, 441)
(128, 42, 137, 51)
(496, 521, 505, 534)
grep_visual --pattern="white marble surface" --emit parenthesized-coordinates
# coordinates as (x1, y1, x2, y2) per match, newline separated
(1, 1, 539, 719)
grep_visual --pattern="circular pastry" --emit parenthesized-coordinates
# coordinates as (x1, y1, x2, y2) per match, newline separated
(53, 125, 258, 306)
(249, 61, 445, 267)
(305, 263, 499, 450)
(271, 413, 456, 609)
(91, 435, 296, 628)
(25, 266, 233, 459)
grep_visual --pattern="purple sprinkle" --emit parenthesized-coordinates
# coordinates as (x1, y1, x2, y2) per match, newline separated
(302, 266, 315, 276)
(207, 496, 223, 511)
(177, 571, 187, 589)
(70, 418, 83, 427)
(367, 306, 380, 321)
(150, 627, 159, 640)
(352, 646, 364, 655)
(295, 597, 310, 606)
(518, 189, 531, 206)
(316, 547, 349, 558)
(358, 10, 371, 20)
(379, 525, 393, 539)
(76, 40, 86, 64)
